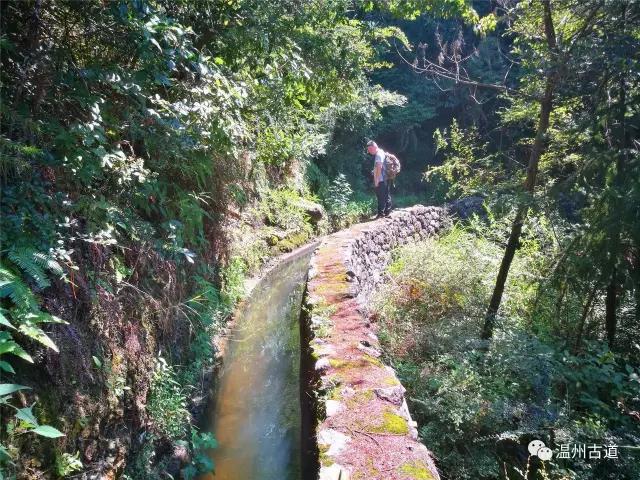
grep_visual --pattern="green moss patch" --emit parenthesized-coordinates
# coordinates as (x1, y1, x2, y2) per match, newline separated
(276, 230, 310, 252)
(312, 302, 337, 318)
(328, 355, 383, 371)
(313, 280, 350, 296)
(352, 458, 380, 479)
(382, 375, 401, 386)
(329, 385, 343, 401)
(318, 444, 334, 467)
(399, 460, 434, 480)
(368, 408, 409, 435)
(362, 354, 384, 367)
(345, 389, 374, 408)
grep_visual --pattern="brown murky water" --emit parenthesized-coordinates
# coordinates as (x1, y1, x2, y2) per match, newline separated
(199, 246, 314, 480)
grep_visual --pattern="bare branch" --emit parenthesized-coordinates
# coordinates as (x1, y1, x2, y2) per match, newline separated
(394, 39, 534, 99)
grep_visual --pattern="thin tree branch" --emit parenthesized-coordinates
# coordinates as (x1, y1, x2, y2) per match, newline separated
(394, 40, 535, 99)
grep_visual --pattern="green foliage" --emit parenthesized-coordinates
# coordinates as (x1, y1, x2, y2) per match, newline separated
(179, 277, 229, 389)
(121, 434, 158, 480)
(1, 0, 407, 472)
(324, 174, 354, 229)
(180, 431, 218, 480)
(370, 0, 482, 26)
(2, 0, 636, 477)
(261, 189, 313, 236)
(221, 256, 248, 306)
(6, 248, 63, 291)
(55, 451, 83, 477)
(428, 120, 506, 199)
(147, 356, 190, 439)
(377, 224, 534, 359)
(0, 395, 65, 468)
(0, 248, 66, 468)
(374, 221, 640, 480)
(122, 426, 217, 480)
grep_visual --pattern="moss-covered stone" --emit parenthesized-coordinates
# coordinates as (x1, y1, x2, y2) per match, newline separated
(362, 354, 384, 368)
(312, 270, 352, 297)
(318, 444, 335, 467)
(399, 460, 434, 480)
(382, 375, 401, 386)
(311, 302, 337, 318)
(276, 230, 311, 252)
(352, 458, 380, 480)
(368, 408, 409, 435)
(345, 389, 374, 408)
(328, 358, 349, 369)
(328, 355, 383, 371)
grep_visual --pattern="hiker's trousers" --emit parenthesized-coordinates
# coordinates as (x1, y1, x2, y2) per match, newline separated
(375, 181, 392, 216)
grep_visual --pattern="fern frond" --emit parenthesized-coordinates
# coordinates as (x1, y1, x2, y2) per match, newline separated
(18, 323, 59, 352)
(7, 249, 49, 288)
(7, 248, 63, 289)
(0, 267, 38, 310)
(31, 251, 64, 276)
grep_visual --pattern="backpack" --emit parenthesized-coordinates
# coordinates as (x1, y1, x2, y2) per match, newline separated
(384, 152, 401, 180)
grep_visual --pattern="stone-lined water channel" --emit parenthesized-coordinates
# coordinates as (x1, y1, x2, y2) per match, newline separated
(198, 245, 315, 480)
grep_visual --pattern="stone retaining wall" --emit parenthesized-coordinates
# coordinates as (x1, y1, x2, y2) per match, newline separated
(305, 205, 447, 480)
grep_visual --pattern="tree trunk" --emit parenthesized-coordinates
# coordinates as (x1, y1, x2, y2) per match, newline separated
(554, 279, 568, 324)
(574, 284, 597, 353)
(602, 5, 628, 347)
(482, 0, 558, 339)
(605, 271, 617, 345)
(482, 77, 556, 339)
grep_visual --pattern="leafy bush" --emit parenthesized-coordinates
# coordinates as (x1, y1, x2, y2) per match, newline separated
(181, 431, 218, 480)
(375, 225, 534, 360)
(260, 189, 314, 236)
(325, 174, 354, 228)
(427, 119, 505, 200)
(147, 356, 190, 439)
(55, 451, 83, 477)
(323, 181, 374, 228)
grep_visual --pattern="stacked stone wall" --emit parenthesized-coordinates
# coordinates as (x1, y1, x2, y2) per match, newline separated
(344, 205, 446, 302)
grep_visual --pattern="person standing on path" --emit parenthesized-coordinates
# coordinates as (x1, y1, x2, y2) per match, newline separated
(367, 140, 392, 218)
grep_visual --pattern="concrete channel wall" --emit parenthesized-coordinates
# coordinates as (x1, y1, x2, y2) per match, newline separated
(304, 205, 448, 480)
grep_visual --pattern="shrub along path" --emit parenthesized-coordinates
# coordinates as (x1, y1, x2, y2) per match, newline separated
(305, 206, 445, 480)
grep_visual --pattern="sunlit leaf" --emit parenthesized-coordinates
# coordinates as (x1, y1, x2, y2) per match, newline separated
(0, 361, 15, 374)
(18, 324, 59, 352)
(31, 425, 65, 438)
(0, 383, 30, 396)
(15, 405, 38, 427)
(0, 311, 15, 329)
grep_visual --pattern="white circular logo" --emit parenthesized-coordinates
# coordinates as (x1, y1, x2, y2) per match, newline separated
(538, 447, 553, 461)
(528, 440, 545, 456)
(528, 440, 553, 461)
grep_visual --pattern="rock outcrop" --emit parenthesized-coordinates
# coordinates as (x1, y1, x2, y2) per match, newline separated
(305, 205, 447, 480)
(447, 195, 484, 219)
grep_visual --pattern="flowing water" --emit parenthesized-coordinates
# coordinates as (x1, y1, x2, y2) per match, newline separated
(199, 245, 315, 480)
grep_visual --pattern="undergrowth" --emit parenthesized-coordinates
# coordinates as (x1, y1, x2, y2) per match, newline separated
(374, 220, 640, 480)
